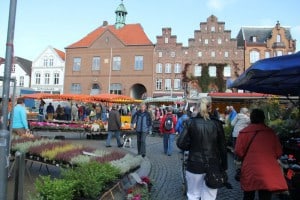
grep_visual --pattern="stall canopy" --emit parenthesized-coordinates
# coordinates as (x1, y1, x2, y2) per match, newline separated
(230, 52, 300, 97)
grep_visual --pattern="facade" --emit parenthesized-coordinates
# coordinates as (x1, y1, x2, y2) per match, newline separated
(64, 2, 154, 99)
(0, 56, 32, 96)
(154, 15, 244, 97)
(31, 46, 65, 94)
(236, 21, 296, 71)
(153, 28, 184, 97)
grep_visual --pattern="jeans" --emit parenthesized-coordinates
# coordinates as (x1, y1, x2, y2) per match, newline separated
(106, 130, 122, 146)
(136, 131, 147, 155)
(163, 133, 175, 155)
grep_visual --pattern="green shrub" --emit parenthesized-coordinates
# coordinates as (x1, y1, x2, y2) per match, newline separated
(62, 161, 121, 199)
(34, 176, 77, 200)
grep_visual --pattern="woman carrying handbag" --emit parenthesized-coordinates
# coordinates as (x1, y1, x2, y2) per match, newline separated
(235, 109, 288, 200)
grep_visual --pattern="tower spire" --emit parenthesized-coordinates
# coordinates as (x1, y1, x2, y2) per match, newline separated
(115, 0, 127, 29)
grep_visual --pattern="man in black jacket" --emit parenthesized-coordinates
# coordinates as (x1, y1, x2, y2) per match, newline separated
(105, 105, 123, 147)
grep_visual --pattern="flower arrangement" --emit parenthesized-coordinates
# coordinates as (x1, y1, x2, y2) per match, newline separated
(126, 176, 152, 200)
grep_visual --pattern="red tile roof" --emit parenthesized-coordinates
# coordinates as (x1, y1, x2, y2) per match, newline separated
(66, 23, 153, 48)
(54, 48, 65, 61)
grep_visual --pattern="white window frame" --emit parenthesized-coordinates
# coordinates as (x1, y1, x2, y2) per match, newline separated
(194, 65, 202, 77)
(35, 73, 41, 84)
(113, 56, 121, 70)
(174, 79, 181, 90)
(134, 55, 144, 70)
(165, 79, 171, 90)
(209, 66, 217, 77)
(73, 57, 81, 71)
(250, 50, 260, 64)
(71, 83, 81, 94)
(156, 79, 162, 90)
(223, 65, 231, 77)
(54, 73, 60, 85)
(174, 63, 181, 74)
(92, 56, 101, 71)
(156, 63, 162, 73)
(165, 63, 172, 73)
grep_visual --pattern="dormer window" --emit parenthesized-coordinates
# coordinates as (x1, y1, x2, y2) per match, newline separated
(251, 36, 257, 42)
(276, 34, 281, 42)
(164, 37, 168, 44)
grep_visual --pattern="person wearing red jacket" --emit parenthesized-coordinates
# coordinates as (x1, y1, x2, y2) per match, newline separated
(160, 106, 177, 156)
(235, 109, 288, 200)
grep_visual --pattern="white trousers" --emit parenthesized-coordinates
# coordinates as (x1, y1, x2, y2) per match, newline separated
(186, 171, 218, 200)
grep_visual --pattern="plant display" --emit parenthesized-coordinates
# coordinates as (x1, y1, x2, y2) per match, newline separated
(34, 176, 77, 200)
(126, 176, 152, 200)
(61, 162, 120, 199)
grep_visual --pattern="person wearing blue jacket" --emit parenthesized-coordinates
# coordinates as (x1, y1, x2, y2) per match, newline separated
(12, 97, 29, 136)
(175, 109, 189, 135)
(131, 103, 152, 157)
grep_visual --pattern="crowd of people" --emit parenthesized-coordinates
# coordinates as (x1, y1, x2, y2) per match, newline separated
(4, 96, 291, 200)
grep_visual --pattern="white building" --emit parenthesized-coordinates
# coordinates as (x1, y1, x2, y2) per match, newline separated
(0, 56, 32, 97)
(31, 46, 65, 94)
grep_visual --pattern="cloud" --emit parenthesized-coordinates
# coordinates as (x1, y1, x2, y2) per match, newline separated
(206, 0, 236, 11)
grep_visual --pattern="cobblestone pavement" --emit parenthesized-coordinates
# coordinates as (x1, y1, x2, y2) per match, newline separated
(143, 134, 283, 200)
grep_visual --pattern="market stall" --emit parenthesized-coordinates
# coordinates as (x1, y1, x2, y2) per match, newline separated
(230, 52, 300, 199)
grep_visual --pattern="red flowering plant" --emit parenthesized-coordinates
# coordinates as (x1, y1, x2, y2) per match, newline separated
(126, 176, 152, 200)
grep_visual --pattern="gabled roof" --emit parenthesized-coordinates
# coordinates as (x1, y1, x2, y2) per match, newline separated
(66, 23, 153, 48)
(53, 48, 65, 61)
(14, 57, 32, 75)
(0, 57, 32, 75)
(236, 26, 292, 47)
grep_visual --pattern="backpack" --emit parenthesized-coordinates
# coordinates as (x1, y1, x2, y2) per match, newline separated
(164, 114, 174, 131)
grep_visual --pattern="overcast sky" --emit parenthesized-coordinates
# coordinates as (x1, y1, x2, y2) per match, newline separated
(1, 0, 299, 60)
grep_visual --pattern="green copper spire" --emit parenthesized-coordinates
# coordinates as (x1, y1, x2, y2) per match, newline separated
(115, 0, 127, 29)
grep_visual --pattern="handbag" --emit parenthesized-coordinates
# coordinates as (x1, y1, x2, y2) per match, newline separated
(204, 165, 228, 189)
(235, 131, 259, 181)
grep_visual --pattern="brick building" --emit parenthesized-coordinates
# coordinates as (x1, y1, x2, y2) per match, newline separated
(64, 2, 154, 99)
(236, 21, 296, 70)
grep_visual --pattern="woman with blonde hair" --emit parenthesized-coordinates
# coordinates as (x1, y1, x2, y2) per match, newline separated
(177, 97, 227, 200)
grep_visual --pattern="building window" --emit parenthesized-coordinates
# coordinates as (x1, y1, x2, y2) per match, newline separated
(49, 56, 54, 66)
(158, 52, 163, 57)
(223, 65, 231, 77)
(110, 83, 122, 94)
(19, 76, 24, 86)
(35, 73, 41, 84)
(113, 56, 121, 70)
(164, 37, 168, 43)
(156, 79, 162, 90)
(170, 52, 175, 57)
(44, 73, 50, 84)
(208, 66, 216, 77)
(218, 38, 222, 44)
(276, 50, 283, 56)
(194, 65, 202, 77)
(211, 51, 215, 57)
(71, 83, 81, 94)
(211, 26, 215, 32)
(250, 50, 260, 63)
(204, 39, 208, 44)
(156, 63, 162, 73)
(165, 79, 171, 90)
(265, 51, 270, 59)
(11, 64, 16, 73)
(174, 79, 181, 90)
(92, 56, 101, 71)
(73, 57, 81, 71)
(43, 56, 48, 67)
(198, 51, 202, 57)
(224, 51, 229, 58)
(54, 73, 59, 85)
(174, 63, 181, 73)
(134, 56, 144, 70)
(165, 63, 172, 73)
(276, 34, 281, 42)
